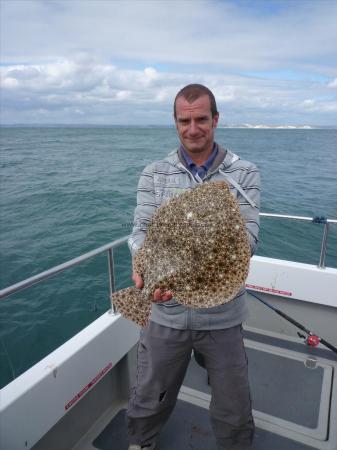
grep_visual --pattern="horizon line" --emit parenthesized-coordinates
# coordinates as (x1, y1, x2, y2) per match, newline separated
(1, 123, 336, 129)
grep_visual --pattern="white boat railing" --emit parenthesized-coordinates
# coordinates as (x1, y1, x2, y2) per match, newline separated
(0, 213, 336, 305)
(259, 213, 337, 269)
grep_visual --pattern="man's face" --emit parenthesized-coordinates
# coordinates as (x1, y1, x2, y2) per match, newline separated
(175, 95, 219, 155)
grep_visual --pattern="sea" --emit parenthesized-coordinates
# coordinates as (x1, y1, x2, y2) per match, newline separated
(0, 126, 336, 389)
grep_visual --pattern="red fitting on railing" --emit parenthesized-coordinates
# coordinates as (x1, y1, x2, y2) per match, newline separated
(307, 335, 320, 347)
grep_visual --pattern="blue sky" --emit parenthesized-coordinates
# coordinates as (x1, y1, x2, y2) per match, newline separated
(1, 0, 337, 126)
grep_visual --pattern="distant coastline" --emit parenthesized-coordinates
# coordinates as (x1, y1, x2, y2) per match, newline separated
(219, 124, 337, 129)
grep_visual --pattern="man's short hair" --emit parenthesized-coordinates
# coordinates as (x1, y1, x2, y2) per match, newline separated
(174, 84, 218, 119)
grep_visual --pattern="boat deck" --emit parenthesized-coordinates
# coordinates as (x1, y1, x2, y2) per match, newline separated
(75, 331, 337, 450)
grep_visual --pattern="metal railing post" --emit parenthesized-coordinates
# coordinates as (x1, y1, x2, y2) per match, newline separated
(107, 248, 117, 314)
(0, 236, 129, 301)
(318, 222, 330, 269)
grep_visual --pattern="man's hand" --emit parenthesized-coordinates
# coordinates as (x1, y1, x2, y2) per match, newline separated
(153, 288, 173, 303)
(132, 272, 144, 289)
(132, 272, 172, 303)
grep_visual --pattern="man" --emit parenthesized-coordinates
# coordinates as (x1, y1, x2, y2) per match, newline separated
(127, 84, 260, 450)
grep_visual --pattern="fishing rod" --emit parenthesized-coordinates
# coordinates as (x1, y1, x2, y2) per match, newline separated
(247, 290, 337, 354)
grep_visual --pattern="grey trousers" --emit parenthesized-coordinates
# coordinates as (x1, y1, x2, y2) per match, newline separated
(127, 322, 254, 450)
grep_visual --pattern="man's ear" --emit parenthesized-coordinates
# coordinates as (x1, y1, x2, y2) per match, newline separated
(213, 113, 219, 129)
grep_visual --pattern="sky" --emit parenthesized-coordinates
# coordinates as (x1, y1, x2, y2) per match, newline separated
(1, 0, 337, 126)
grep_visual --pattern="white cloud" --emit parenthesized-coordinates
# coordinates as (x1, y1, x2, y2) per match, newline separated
(115, 90, 131, 101)
(1, 1, 337, 125)
(328, 78, 337, 88)
(1, 77, 19, 89)
(1, 1, 337, 74)
(1, 58, 336, 125)
(302, 99, 316, 108)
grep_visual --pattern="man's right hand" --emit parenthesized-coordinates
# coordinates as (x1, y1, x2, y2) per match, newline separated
(132, 272, 144, 289)
(132, 272, 172, 303)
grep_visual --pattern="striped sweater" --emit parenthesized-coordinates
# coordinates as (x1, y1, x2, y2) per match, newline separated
(128, 144, 260, 330)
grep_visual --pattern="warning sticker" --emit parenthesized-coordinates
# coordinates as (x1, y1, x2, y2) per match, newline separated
(246, 283, 293, 297)
(65, 362, 113, 411)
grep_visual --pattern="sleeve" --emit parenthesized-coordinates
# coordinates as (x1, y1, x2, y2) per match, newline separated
(238, 164, 261, 255)
(127, 165, 157, 257)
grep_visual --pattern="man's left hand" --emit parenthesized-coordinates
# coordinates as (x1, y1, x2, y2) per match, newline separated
(153, 289, 173, 303)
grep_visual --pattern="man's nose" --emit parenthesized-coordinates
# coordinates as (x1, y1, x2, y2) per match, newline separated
(188, 120, 198, 135)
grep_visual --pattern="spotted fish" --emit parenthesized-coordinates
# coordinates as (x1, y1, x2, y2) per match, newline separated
(112, 181, 251, 326)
